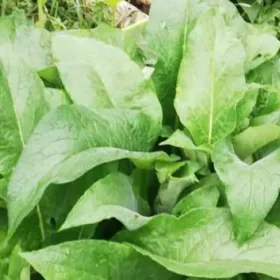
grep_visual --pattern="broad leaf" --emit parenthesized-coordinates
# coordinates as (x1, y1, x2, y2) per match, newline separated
(58, 23, 145, 64)
(252, 110, 280, 126)
(146, 0, 210, 125)
(160, 130, 210, 163)
(172, 178, 220, 216)
(248, 58, 280, 116)
(243, 25, 280, 71)
(7, 105, 172, 237)
(7, 245, 30, 280)
(0, 11, 52, 70)
(0, 55, 48, 176)
(22, 240, 181, 280)
(213, 138, 280, 243)
(56, 62, 159, 120)
(0, 260, 8, 280)
(44, 88, 71, 110)
(161, 130, 209, 153)
(175, 9, 246, 146)
(52, 33, 161, 124)
(233, 124, 280, 159)
(60, 172, 151, 232)
(116, 208, 280, 278)
(155, 161, 201, 213)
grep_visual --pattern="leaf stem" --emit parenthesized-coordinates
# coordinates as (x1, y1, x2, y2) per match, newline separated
(37, 0, 46, 28)
(36, 204, 46, 243)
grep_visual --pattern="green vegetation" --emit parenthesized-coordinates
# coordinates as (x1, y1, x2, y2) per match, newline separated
(0, 0, 115, 29)
(1, 0, 280, 280)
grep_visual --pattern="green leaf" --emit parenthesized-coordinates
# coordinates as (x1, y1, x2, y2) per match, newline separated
(115, 208, 280, 278)
(252, 110, 280, 126)
(233, 124, 280, 159)
(213, 138, 280, 243)
(156, 161, 187, 184)
(235, 84, 259, 131)
(155, 161, 201, 213)
(56, 62, 158, 120)
(0, 11, 52, 70)
(175, 9, 246, 146)
(0, 210, 42, 259)
(267, 195, 280, 228)
(248, 58, 280, 116)
(130, 168, 152, 204)
(44, 88, 71, 110)
(1, 171, 102, 259)
(0, 55, 48, 176)
(52, 33, 161, 124)
(254, 139, 280, 161)
(161, 130, 206, 152)
(256, 275, 278, 280)
(57, 23, 145, 64)
(60, 172, 151, 232)
(146, 0, 209, 125)
(160, 130, 210, 163)
(39, 165, 114, 242)
(0, 259, 8, 280)
(0, 178, 8, 208)
(237, 0, 262, 22)
(7, 105, 172, 237)
(104, 0, 121, 7)
(172, 176, 220, 216)
(38, 65, 63, 88)
(243, 25, 280, 71)
(7, 245, 30, 280)
(22, 240, 181, 280)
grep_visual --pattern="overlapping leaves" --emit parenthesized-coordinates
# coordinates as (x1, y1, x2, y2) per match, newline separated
(1, 0, 280, 279)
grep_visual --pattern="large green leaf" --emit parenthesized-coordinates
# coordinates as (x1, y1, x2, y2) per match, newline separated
(116, 208, 280, 278)
(206, 1, 279, 71)
(57, 23, 145, 64)
(0, 210, 42, 259)
(160, 130, 210, 164)
(2, 169, 105, 259)
(44, 88, 71, 110)
(252, 110, 280, 126)
(7, 245, 30, 280)
(0, 55, 48, 176)
(56, 62, 159, 121)
(52, 32, 161, 125)
(7, 105, 172, 237)
(0, 11, 52, 70)
(175, 9, 246, 146)
(39, 166, 114, 234)
(213, 138, 280, 243)
(248, 58, 280, 116)
(155, 161, 201, 213)
(22, 240, 181, 280)
(172, 177, 220, 216)
(147, 0, 278, 125)
(60, 172, 151, 232)
(243, 25, 280, 71)
(233, 124, 280, 159)
(146, 0, 209, 125)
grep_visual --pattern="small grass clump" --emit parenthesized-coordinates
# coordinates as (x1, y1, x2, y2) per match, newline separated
(0, 0, 114, 30)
